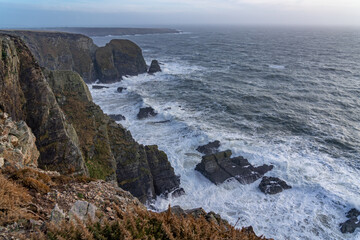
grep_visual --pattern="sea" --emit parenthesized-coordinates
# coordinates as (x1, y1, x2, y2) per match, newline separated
(89, 26, 360, 240)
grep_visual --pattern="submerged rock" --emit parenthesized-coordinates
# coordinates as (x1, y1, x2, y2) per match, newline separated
(340, 208, 360, 233)
(258, 176, 292, 194)
(148, 60, 161, 74)
(109, 114, 126, 121)
(137, 107, 157, 119)
(92, 85, 109, 89)
(196, 140, 220, 155)
(195, 150, 273, 185)
(117, 87, 126, 93)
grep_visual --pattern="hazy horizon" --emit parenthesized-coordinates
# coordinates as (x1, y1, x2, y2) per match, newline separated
(1, 0, 360, 28)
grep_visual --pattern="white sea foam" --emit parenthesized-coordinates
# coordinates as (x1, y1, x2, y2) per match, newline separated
(89, 61, 360, 240)
(269, 64, 285, 70)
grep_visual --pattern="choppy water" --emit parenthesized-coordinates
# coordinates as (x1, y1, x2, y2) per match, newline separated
(90, 26, 360, 240)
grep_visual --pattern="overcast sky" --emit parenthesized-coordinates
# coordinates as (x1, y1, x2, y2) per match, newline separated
(1, 0, 360, 28)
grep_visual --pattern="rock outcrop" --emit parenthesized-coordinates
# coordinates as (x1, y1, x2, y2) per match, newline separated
(195, 150, 273, 185)
(258, 176, 292, 194)
(137, 107, 158, 119)
(0, 34, 87, 175)
(0, 31, 148, 83)
(340, 208, 360, 234)
(0, 111, 39, 169)
(44, 69, 181, 202)
(94, 39, 147, 83)
(148, 59, 161, 74)
(196, 140, 220, 155)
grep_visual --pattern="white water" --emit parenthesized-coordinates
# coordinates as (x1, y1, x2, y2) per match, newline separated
(89, 59, 360, 240)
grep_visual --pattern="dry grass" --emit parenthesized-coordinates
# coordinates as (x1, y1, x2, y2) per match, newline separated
(0, 173, 33, 225)
(35, 206, 270, 240)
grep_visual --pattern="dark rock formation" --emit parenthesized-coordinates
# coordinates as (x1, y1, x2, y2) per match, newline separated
(148, 60, 161, 74)
(258, 176, 292, 194)
(195, 150, 273, 185)
(117, 87, 126, 93)
(109, 114, 126, 121)
(137, 107, 157, 119)
(44, 69, 180, 202)
(0, 31, 148, 84)
(94, 39, 147, 83)
(92, 85, 109, 89)
(196, 140, 220, 155)
(0, 30, 98, 82)
(0, 34, 87, 175)
(340, 208, 360, 233)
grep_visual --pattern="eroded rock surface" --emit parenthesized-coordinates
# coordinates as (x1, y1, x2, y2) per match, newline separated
(195, 150, 273, 185)
(258, 176, 292, 194)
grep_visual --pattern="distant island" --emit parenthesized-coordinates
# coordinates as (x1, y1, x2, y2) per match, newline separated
(41, 27, 180, 37)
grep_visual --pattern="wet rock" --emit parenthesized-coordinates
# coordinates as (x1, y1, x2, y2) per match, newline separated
(137, 107, 157, 119)
(340, 208, 360, 233)
(258, 176, 292, 194)
(69, 200, 97, 222)
(148, 60, 161, 74)
(170, 188, 185, 198)
(196, 140, 220, 155)
(117, 87, 127, 93)
(195, 150, 273, 185)
(109, 114, 126, 121)
(92, 85, 109, 89)
(50, 204, 65, 224)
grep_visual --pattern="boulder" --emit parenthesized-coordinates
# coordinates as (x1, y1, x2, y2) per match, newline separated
(92, 85, 109, 89)
(137, 107, 157, 119)
(50, 204, 65, 224)
(340, 208, 360, 233)
(258, 176, 292, 194)
(69, 200, 97, 222)
(196, 140, 220, 155)
(117, 87, 127, 93)
(148, 60, 161, 74)
(109, 114, 126, 121)
(195, 150, 273, 185)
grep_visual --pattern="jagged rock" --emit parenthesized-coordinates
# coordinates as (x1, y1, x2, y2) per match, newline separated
(137, 107, 157, 119)
(148, 60, 161, 74)
(195, 150, 273, 185)
(92, 85, 109, 89)
(109, 114, 126, 121)
(258, 176, 292, 194)
(50, 204, 65, 224)
(0, 112, 39, 169)
(0, 35, 88, 175)
(340, 208, 360, 233)
(69, 200, 97, 222)
(196, 140, 220, 155)
(95, 39, 147, 83)
(46, 69, 181, 202)
(117, 87, 126, 93)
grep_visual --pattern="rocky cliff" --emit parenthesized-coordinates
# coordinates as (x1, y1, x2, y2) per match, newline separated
(0, 30, 147, 83)
(0, 33, 180, 202)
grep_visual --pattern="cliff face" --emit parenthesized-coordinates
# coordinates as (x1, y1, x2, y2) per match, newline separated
(45, 69, 180, 202)
(0, 30, 147, 83)
(0, 34, 87, 175)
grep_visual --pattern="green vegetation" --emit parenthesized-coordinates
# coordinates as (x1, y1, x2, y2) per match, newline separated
(2, 48, 7, 62)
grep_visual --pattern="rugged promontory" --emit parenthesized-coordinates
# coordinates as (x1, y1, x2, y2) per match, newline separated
(0, 33, 180, 202)
(0, 30, 147, 83)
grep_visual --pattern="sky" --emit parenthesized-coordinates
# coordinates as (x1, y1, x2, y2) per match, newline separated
(0, 0, 360, 28)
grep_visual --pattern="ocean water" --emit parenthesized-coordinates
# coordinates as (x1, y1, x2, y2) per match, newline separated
(90, 26, 360, 240)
